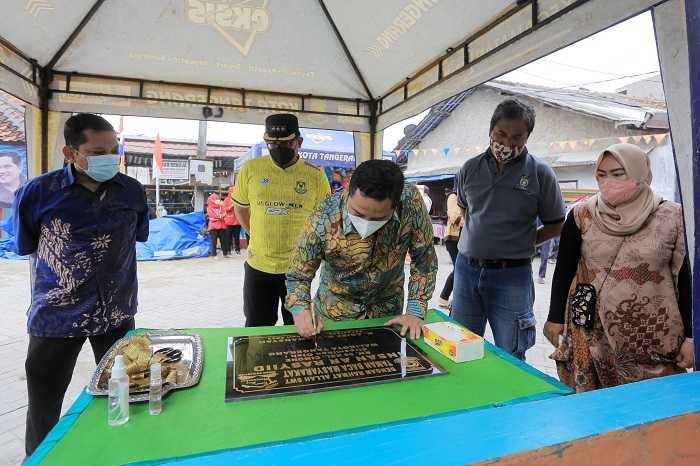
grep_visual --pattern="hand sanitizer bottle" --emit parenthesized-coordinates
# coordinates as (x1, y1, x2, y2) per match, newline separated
(149, 363, 162, 415)
(108, 355, 130, 426)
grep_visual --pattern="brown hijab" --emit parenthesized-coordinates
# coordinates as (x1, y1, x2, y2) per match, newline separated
(586, 143, 662, 236)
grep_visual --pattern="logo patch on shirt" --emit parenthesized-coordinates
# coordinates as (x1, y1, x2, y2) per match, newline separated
(518, 175, 530, 188)
(260, 177, 270, 186)
(266, 207, 289, 216)
(295, 181, 307, 194)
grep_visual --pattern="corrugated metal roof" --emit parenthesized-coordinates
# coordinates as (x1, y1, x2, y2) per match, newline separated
(395, 80, 669, 159)
(395, 89, 474, 164)
(124, 137, 249, 158)
(486, 81, 668, 130)
(124, 137, 250, 171)
(0, 92, 25, 143)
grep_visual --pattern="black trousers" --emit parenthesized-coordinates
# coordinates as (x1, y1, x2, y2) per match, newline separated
(440, 239, 460, 300)
(25, 317, 135, 456)
(243, 262, 293, 327)
(227, 225, 241, 253)
(209, 229, 230, 256)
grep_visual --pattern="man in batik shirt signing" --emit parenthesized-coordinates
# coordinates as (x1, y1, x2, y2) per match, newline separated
(286, 160, 438, 339)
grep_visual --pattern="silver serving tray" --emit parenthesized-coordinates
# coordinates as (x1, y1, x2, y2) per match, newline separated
(88, 331, 204, 402)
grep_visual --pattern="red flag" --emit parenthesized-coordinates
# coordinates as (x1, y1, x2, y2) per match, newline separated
(153, 132, 164, 176)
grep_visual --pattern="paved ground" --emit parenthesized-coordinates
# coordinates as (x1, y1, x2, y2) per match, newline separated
(0, 246, 558, 466)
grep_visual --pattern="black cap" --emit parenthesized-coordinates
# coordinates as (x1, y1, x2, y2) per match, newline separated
(263, 113, 300, 142)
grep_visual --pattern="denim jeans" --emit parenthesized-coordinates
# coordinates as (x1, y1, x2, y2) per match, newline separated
(538, 240, 552, 279)
(452, 253, 537, 360)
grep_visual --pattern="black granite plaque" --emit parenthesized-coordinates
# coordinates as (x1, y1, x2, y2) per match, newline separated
(225, 327, 446, 401)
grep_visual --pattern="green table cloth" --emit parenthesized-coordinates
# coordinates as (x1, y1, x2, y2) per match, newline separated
(32, 311, 570, 466)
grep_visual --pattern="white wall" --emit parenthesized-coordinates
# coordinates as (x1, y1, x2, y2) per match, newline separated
(553, 166, 598, 190)
(617, 75, 665, 101)
(406, 86, 667, 189)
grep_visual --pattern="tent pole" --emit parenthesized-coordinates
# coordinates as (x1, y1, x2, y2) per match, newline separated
(38, 67, 51, 174)
(685, 0, 700, 367)
(46, 0, 106, 70)
(369, 100, 378, 160)
(317, 0, 372, 100)
(39, 0, 104, 172)
(194, 120, 207, 212)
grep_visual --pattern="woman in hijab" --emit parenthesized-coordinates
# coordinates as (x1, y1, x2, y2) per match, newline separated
(544, 143, 694, 392)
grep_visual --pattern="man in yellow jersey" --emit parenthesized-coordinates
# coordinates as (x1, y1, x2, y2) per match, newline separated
(233, 114, 330, 326)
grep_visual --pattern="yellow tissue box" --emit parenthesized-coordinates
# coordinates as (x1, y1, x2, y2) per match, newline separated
(422, 321, 484, 363)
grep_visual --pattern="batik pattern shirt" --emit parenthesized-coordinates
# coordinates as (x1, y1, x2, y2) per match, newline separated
(12, 164, 148, 337)
(286, 185, 437, 321)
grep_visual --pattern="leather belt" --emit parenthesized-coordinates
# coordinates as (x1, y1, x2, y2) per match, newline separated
(464, 257, 531, 269)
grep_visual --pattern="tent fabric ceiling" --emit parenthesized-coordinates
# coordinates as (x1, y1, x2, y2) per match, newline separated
(0, 0, 510, 100)
(322, 0, 511, 97)
(375, 0, 665, 130)
(0, 0, 670, 133)
(53, 1, 368, 99)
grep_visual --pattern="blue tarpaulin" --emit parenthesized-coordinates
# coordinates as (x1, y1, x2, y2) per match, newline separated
(1, 212, 211, 261)
(0, 214, 25, 259)
(136, 212, 210, 261)
(0, 238, 24, 259)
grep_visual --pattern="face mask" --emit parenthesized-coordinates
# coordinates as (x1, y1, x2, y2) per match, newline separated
(269, 147, 296, 167)
(598, 177, 639, 206)
(348, 212, 390, 239)
(490, 140, 524, 164)
(77, 154, 120, 182)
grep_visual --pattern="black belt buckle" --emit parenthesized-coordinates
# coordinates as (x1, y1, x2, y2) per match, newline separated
(467, 257, 529, 269)
(489, 259, 509, 269)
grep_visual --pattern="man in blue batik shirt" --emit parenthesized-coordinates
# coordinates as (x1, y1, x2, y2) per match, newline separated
(13, 113, 148, 456)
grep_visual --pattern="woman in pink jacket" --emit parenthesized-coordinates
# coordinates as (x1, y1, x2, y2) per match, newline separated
(222, 186, 241, 255)
(207, 193, 230, 258)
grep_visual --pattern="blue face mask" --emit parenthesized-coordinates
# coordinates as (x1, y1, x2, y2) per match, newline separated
(80, 154, 120, 182)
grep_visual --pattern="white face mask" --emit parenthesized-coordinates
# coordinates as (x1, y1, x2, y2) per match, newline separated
(490, 140, 524, 164)
(348, 213, 390, 239)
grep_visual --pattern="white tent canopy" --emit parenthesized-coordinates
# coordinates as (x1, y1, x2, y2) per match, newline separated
(0, 0, 672, 158)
